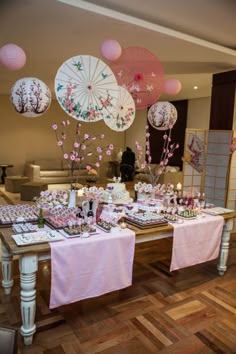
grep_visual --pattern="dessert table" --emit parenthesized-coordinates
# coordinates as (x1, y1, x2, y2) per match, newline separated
(0, 210, 236, 345)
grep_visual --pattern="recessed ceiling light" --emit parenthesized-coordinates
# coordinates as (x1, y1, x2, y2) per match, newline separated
(193, 86, 198, 90)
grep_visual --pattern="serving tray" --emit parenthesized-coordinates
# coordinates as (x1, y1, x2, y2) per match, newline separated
(12, 230, 65, 246)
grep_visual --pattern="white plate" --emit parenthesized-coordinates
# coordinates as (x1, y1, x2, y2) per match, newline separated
(12, 230, 65, 246)
(202, 207, 234, 215)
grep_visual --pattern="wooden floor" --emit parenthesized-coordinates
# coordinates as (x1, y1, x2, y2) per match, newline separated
(0, 233, 236, 353)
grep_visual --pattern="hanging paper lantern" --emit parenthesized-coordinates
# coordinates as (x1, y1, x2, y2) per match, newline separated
(148, 101, 177, 130)
(0, 43, 26, 71)
(10, 77, 51, 117)
(163, 79, 182, 95)
(100, 39, 122, 61)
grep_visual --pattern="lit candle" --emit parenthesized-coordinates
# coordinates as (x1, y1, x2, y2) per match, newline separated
(176, 183, 182, 191)
(77, 189, 84, 197)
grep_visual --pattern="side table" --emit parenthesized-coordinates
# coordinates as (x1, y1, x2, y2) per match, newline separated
(0, 164, 14, 184)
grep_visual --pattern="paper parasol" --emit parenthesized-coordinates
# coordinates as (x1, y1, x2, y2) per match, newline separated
(55, 55, 119, 122)
(110, 47, 165, 110)
(148, 101, 177, 130)
(103, 86, 135, 131)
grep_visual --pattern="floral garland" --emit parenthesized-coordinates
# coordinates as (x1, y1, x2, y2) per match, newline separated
(135, 124, 179, 186)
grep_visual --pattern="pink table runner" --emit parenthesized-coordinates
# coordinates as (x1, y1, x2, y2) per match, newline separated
(170, 214, 224, 271)
(49, 229, 135, 309)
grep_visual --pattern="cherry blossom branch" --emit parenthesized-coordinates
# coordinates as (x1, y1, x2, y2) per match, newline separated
(135, 124, 179, 186)
(52, 119, 113, 189)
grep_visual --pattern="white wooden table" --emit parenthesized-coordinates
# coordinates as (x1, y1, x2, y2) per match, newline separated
(1, 211, 235, 345)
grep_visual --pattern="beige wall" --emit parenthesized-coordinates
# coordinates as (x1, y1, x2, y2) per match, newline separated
(0, 95, 212, 178)
(187, 97, 211, 129)
(0, 95, 125, 177)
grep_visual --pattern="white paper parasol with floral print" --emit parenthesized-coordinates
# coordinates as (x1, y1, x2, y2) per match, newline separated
(55, 55, 119, 122)
(103, 86, 136, 131)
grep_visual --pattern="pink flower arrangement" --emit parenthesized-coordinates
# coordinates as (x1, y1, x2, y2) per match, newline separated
(135, 124, 179, 186)
(52, 120, 114, 188)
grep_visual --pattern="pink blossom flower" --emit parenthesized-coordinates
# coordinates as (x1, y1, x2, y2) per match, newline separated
(74, 142, 79, 148)
(106, 150, 111, 156)
(52, 124, 58, 130)
(109, 144, 114, 150)
(100, 134, 105, 139)
(98, 155, 102, 161)
(70, 155, 76, 161)
(81, 144, 86, 150)
(97, 147, 102, 153)
(64, 153, 68, 159)
(95, 162, 100, 168)
(84, 134, 89, 139)
(86, 165, 92, 170)
(57, 140, 63, 146)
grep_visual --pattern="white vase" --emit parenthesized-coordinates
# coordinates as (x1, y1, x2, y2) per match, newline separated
(68, 189, 76, 208)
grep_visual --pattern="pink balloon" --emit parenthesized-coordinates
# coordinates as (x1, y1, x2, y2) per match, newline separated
(100, 39, 122, 61)
(163, 79, 182, 95)
(0, 43, 26, 71)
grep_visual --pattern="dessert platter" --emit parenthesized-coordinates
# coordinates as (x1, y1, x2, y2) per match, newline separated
(177, 210, 197, 219)
(60, 224, 97, 238)
(96, 220, 116, 232)
(0, 205, 38, 226)
(12, 229, 64, 246)
(12, 222, 38, 234)
(125, 207, 167, 229)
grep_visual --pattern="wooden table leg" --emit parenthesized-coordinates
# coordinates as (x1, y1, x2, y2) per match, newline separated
(19, 254, 38, 345)
(217, 218, 234, 275)
(1, 243, 14, 295)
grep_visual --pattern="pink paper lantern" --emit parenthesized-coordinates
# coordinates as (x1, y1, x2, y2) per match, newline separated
(163, 79, 182, 95)
(10, 77, 51, 117)
(0, 43, 26, 71)
(100, 39, 122, 61)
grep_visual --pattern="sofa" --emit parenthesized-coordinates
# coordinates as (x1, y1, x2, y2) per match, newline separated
(24, 159, 91, 184)
(134, 164, 183, 187)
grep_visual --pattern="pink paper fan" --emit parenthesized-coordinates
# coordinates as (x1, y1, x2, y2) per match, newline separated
(110, 46, 165, 110)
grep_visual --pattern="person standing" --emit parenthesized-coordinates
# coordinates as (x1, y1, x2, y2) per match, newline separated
(120, 147, 135, 181)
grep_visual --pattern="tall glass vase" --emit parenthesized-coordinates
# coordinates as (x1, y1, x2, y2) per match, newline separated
(68, 189, 76, 208)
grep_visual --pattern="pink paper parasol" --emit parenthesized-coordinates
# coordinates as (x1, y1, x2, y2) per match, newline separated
(110, 47, 165, 110)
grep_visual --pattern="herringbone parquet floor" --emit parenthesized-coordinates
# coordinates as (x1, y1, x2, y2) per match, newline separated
(1, 233, 236, 354)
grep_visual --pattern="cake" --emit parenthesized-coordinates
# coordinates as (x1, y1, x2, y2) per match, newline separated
(103, 181, 132, 204)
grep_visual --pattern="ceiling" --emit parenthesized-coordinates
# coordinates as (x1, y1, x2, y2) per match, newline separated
(0, 0, 236, 103)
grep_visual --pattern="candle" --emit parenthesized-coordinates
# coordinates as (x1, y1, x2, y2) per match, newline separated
(77, 189, 84, 197)
(176, 183, 182, 191)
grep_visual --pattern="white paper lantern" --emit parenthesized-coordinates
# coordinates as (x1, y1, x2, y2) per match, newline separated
(148, 101, 177, 130)
(10, 77, 51, 117)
